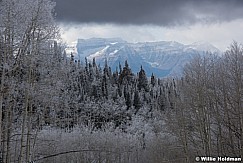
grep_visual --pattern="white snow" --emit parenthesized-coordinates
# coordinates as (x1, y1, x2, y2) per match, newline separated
(147, 61, 160, 67)
(110, 42, 118, 45)
(109, 49, 119, 56)
(65, 41, 78, 55)
(88, 45, 110, 59)
(185, 41, 221, 53)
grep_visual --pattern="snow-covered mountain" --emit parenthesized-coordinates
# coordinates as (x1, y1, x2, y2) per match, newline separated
(74, 38, 220, 77)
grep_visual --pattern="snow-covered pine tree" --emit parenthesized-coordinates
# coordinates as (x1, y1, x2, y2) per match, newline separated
(133, 90, 141, 114)
(138, 66, 149, 92)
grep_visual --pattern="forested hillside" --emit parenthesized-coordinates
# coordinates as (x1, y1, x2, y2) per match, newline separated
(0, 0, 242, 163)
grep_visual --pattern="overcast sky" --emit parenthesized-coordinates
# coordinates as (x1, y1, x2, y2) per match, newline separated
(55, 0, 243, 51)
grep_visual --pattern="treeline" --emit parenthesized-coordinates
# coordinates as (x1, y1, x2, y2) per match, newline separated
(0, 0, 243, 162)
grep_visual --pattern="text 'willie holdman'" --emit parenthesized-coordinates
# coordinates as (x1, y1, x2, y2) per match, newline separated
(196, 156, 241, 162)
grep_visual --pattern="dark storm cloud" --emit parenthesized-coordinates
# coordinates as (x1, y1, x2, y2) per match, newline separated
(54, 0, 243, 26)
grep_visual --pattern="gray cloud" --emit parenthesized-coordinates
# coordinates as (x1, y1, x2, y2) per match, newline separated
(54, 0, 243, 26)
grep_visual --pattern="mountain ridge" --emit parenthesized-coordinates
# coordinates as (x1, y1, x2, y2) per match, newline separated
(69, 38, 221, 77)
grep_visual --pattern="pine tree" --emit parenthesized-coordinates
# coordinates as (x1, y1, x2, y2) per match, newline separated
(118, 84, 122, 97)
(92, 58, 96, 67)
(85, 57, 89, 74)
(125, 92, 132, 110)
(112, 67, 119, 84)
(133, 91, 141, 114)
(118, 60, 133, 85)
(151, 73, 156, 87)
(70, 52, 74, 62)
(102, 73, 108, 99)
(138, 66, 149, 91)
(119, 62, 122, 75)
(91, 85, 98, 98)
(103, 59, 109, 77)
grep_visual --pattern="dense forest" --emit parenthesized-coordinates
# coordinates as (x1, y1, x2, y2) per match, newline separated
(0, 0, 243, 163)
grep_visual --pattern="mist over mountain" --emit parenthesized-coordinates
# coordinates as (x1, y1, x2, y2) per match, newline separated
(70, 38, 221, 77)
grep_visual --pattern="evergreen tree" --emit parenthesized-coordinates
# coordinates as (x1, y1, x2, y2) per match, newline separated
(102, 74, 108, 99)
(112, 67, 119, 84)
(138, 66, 149, 91)
(125, 92, 132, 110)
(118, 84, 122, 97)
(92, 58, 96, 67)
(151, 73, 156, 87)
(133, 91, 141, 114)
(103, 59, 109, 77)
(85, 57, 89, 74)
(119, 62, 122, 75)
(91, 85, 98, 98)
(118, 60, 133, 85)
(70, 52, 74, 62)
